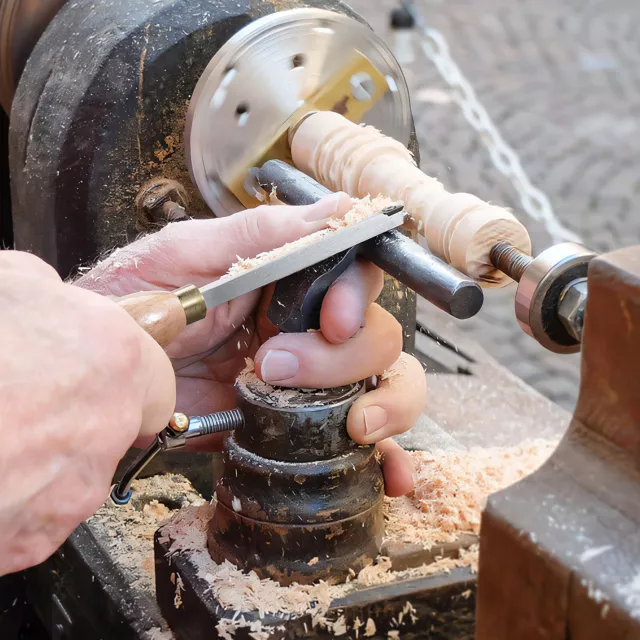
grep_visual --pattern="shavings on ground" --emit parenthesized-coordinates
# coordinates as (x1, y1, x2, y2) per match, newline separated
(225, 195, 396, 277)
(86, 474, 205, 593)
(384, 440, 558, 549)
(161, 504, 352, 618)
(357, 545, 480, 589)
(151, 440, 555, 637)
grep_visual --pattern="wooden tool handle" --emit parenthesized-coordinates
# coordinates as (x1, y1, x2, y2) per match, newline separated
(118, 291, 188, 348)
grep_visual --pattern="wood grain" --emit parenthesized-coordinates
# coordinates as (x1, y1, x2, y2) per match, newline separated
(118, 290, 187, 348)
(290, 111, 531, 286)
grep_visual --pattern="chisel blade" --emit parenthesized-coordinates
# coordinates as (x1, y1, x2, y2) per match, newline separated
(199, 206, 405, 310)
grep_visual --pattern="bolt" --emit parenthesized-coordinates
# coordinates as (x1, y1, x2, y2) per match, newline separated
(162, 200, 189, 222)
(490, 243, 533, 282)
(558, 278, 588, 342)
(169, 412, 190, 433)
(189, 409, 245, 437)
(135, 178, 189, 230)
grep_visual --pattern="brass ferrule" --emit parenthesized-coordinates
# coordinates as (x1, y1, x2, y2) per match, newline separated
(173, 284, 207, 325)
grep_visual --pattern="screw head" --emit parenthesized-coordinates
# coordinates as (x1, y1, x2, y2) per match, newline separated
(169, 413, 190, 433)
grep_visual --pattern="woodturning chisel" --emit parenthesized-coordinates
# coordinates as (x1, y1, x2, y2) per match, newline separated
(118, 199, 408, 347)
(119, 161, 484, 347)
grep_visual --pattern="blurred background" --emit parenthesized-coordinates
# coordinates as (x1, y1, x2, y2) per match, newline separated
(348, 0, 640, 411)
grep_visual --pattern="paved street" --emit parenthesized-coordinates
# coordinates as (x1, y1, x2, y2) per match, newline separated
(348, 0, 640, 410)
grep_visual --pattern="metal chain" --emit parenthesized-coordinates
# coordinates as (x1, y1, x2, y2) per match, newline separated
(403, 2, 581, 244)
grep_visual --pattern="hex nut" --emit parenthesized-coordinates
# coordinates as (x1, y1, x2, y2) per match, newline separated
(558, 279, 588, 342)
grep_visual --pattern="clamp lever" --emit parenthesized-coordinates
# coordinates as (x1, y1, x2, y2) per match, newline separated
(110, 409, 244, 505)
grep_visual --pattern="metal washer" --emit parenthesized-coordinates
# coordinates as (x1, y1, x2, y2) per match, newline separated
(186, 8, 412, 216)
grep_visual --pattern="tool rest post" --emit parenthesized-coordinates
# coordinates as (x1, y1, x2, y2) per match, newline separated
(207, 376, 385, 586)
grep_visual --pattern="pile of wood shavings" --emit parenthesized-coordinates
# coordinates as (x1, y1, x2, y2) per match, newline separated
(155, 441, 557, 637)
(358, 545, 480, 588)
(384, 440, 558, 549)
(159, 504, 410, 638)
(87, 474, 205, 592)
(159, 504, 352, 619)
(226, 195, 396, 277)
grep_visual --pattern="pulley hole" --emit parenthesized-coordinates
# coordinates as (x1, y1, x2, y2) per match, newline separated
(235, 103, 250, 127)
(291, 54, 305, 69)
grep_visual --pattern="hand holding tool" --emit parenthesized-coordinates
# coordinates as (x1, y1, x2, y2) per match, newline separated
(115, 199, 408, 346)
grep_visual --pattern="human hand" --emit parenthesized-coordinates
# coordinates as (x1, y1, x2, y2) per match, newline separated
(77, 195, 427, 497)
(0, 251, 175, 575)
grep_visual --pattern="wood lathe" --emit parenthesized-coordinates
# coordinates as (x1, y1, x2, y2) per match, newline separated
(2, 2, 639, 639)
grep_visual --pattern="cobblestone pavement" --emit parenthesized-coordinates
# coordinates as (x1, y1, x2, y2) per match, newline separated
(347, 0, 640, 410)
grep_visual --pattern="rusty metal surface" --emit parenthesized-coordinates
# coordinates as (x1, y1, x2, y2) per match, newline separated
(208, 377, 384, 585)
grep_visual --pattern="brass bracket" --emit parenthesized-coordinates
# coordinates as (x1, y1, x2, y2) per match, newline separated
(227, 53, 390, 208)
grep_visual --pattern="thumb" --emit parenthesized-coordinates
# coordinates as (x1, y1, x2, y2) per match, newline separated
(153, 192, 353, 278)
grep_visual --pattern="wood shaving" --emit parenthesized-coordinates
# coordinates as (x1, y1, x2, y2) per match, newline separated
(364, 618, 376, 636)
(216, 617, 274, 640)
(173, 573, 184, 609)
(384, 440, 557, 549)
(225, 195, 396, 277)
(357, 545, 480, 589)
(144, 500, 171, 520)
(237, 362, 339, 408)
(143, 628, 175, 640)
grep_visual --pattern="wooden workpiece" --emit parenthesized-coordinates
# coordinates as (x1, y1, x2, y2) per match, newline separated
(290, 111, 532, 286)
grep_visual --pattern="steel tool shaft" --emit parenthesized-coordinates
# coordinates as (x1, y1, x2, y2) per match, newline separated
(258, 160, 484, 320)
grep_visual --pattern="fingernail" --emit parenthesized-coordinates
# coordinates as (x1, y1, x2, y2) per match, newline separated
(304, 193, 350, 222)
(324, 192, 349, 215)
(260, 350, 299, 383)
(363, 406, 388, 435)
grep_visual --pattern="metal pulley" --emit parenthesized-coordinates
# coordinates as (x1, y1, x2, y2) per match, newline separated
(185, 8, 413, 215)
